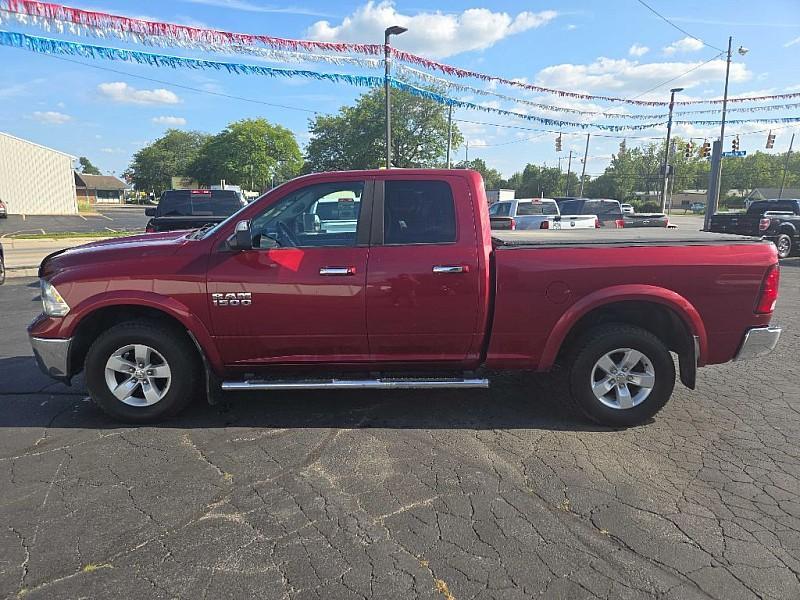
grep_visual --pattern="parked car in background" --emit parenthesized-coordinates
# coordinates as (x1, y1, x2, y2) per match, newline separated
(489, 198, 597, 230)
(144, 189, 247, 233)
(30, 169, 782, 428)
(690, 202, 706, 214)
(623, 213, 670, 228)
(0, 242, 5, 285)
(709, 199, 800, 258)
(621, 203, 634, 214)
(555, 198, 626, 228)
(0, 198, 7, 218)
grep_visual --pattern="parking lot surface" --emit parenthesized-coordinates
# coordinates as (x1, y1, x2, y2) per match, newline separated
(0, 206, 148, 237)
(1, 263, 799, 599)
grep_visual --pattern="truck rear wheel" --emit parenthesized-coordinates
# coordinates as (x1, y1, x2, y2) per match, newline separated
(566, 324, 675, 427)
(84, 320, 200, 423)
(775, 234, 792, 259)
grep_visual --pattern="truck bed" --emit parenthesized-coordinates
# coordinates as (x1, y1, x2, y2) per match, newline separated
(492, 228, 764, 248)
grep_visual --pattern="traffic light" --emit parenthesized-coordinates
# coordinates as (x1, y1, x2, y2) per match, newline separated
(555, 133, 562, 152)
(684, 141, 693, 158)
(701, 140, 711, 159)
(732, 135, 740, 152)
(766, 131, 776, 149)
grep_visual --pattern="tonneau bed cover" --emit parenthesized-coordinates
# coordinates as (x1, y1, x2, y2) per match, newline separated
(492, 229, 765, 248)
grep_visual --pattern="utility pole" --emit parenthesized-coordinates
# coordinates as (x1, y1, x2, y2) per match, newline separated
(446, 104, 453, 168)
(706, 37, 747, 229)
(660, 87, 683, 212)
(779, 133, 795, 199)
(667, 140, 677, 215)
(579, 133, 590, 196)
(465, 139, 469, 162)
(384, 25, 407, 169)
(564, 150, 574, 196)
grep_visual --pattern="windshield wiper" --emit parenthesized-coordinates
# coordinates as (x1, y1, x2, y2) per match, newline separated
(189, 223, 216, 239)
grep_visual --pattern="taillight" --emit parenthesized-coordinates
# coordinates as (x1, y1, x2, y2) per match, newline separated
(509, 218, 516, 231)
(594, 217, 600, 228)
(615, 219, 625, 228)
(755, 264, 780, 314)
(759, 217, 771, 232)
(540, 220, 550, 229)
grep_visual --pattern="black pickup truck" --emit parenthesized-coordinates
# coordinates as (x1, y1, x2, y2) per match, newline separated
(145, 189, 246, 233)
(708, 199, 800, 258)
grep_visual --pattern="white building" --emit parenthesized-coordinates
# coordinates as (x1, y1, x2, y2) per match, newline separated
(486, 189, 515, 204)
(0, 132, 77, 215)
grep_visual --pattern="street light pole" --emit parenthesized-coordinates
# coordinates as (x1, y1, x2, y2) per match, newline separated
(384, 25, 407, 169)
(579, 133, 590, 196)
(705, 37, 747, 229)
(660, 87, 683, 212)
(446, 104, 453, 168)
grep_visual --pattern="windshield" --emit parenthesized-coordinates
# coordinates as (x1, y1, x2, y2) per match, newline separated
(157, 190, 242, 217)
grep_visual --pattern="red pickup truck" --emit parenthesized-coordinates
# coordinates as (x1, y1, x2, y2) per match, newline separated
(29, 169, 782, 426)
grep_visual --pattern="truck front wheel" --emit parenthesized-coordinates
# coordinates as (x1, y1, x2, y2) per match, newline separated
(567, 324, 675, 427)
(84, 321, 200, 423)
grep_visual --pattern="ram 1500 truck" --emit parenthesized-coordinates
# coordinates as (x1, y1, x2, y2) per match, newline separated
(30, 169, 782, 427)
(708, 199, 800, 259)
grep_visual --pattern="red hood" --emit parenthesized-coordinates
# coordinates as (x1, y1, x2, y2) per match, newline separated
(39, 230, 192, 278)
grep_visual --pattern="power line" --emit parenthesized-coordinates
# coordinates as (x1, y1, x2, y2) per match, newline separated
(634, 0, 725, 52)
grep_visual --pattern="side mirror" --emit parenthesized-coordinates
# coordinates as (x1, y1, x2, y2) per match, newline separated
(231, 219, 253, 250)
(302, 213, 320, 232)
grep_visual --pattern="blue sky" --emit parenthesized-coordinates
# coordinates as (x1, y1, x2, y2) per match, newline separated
(1, 0, 799, 180)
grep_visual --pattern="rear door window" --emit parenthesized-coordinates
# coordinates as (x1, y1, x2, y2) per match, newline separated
(384, 180, 456, 244)
(489, 202, 511, 217)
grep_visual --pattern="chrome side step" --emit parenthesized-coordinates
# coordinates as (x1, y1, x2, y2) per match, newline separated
(221, 377, 489, 391)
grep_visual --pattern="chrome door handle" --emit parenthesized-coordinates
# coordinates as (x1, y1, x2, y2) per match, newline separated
(319, 266, 356, 276)
(432, 265, 466, 274)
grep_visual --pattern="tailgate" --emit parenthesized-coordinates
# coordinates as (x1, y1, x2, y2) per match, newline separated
(709, 215, 760, 235)
(490, 216, 515, 230)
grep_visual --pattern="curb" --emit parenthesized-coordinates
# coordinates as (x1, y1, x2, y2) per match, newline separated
(6, 266, 39, 278)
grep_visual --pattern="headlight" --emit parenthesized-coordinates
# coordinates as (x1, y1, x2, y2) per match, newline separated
(40, 279, 70, 317)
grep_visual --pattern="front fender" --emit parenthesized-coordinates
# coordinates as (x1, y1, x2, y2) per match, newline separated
(537, 284, 708, 371)
(61, 291, 223, 375)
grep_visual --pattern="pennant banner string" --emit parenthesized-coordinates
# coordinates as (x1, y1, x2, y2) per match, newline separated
(0, 8, 383, 68)
(5, 0, 800, 108)
(3, 30, 800, 131)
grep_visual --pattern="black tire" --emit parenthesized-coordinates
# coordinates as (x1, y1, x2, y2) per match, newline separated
(566, 323, 675, 427)
(774, 233, 792, 259)
(84, 320, 200, 423)
(0, 254, 5, 285)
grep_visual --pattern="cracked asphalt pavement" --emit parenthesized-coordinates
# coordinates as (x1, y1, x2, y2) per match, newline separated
(1, 262, 799, 599)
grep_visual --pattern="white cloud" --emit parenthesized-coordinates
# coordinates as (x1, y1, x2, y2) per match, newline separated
(180, 0, 332, 16)
(663, 36, 704, 55)
(565, 24, 577, 31)
(100, 147, 125, 154)
(98, 82, 180, 105)
(306, 1, 558, 58)
(31, 111, 72, 125)
(152, 116, 187, 126)
(535, 57, 750, 100)
(785, 36, 800, 48)
(628, 44, 649, 57)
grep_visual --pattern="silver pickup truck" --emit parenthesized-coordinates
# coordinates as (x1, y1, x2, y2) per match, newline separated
(489, 198, 598, 230)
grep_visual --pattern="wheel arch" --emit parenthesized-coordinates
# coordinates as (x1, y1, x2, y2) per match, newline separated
(539, 285, 707, 387)
(66, 294, 222, 378)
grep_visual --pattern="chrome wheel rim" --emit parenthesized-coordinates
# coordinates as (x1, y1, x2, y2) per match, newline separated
(777, 237, 790, 257)
(590, 348, 655, 410)
(104, 344, 171, 407)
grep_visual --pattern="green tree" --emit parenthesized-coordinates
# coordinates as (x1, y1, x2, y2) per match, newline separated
(454, 158, 502, 189)
(305, 88, 462, 171)
(128, 130, 210, 193)
(191, 118, 302, 190)
(78, 156, 101, 175)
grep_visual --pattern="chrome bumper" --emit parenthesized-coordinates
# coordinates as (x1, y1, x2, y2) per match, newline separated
(29, 336, 72, 381)
(734, 326, 782, 361)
